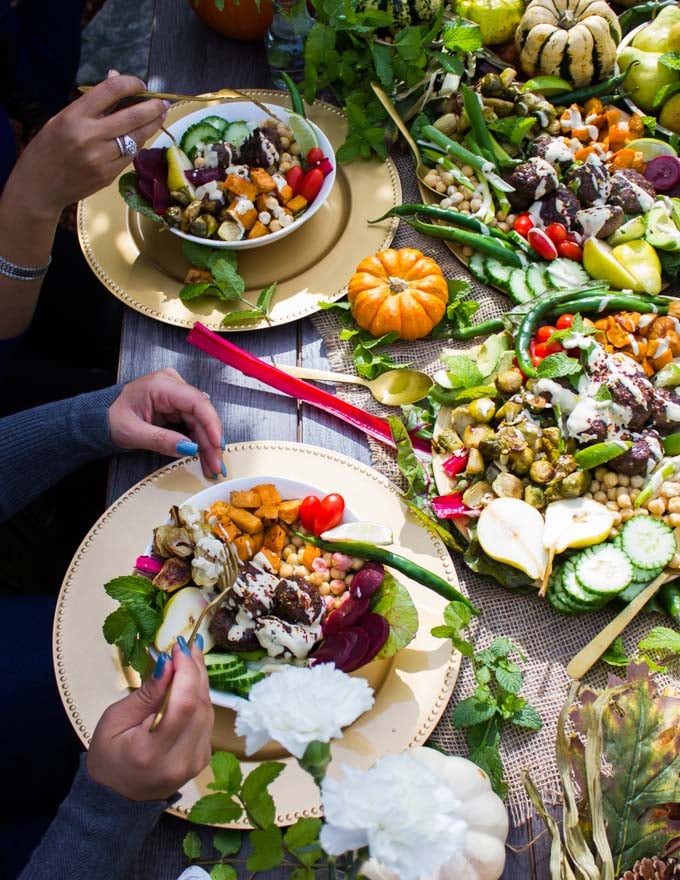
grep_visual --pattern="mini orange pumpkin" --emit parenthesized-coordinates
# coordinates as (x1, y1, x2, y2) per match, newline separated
(347, 248, 449, 341)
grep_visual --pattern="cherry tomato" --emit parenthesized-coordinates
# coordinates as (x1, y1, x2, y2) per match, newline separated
(306, 146, 324, 166)
(314, 493, 345, 534)
(527, 227, 558, 261)
(299, 495, 321, 531)
(535, 325, 557, 343)
(286, 165, 303, 195)
(545, 223, 568, 245)
(556, 314, 574, 330)
(557, 240, 584, 262)
(534, 341, 563, 358)
(513, 212, 534, 237)
(531, 355, 543, 367)
(298, 167, 325, 203)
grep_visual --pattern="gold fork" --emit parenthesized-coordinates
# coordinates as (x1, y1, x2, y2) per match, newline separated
(150, 541, 240, 731)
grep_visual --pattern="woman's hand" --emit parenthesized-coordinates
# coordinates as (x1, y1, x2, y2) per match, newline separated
(86, 639, 214, 801)
(12, 70, 168, 222)
(108, 368, 226, 479)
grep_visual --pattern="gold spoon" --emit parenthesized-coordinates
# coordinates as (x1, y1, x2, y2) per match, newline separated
(370, 81, 443, 199)
(77, 85, 283, 122)
(150, 541, 240, 731)
(277, 364, 433, 406)
(566, 570, 674, 680)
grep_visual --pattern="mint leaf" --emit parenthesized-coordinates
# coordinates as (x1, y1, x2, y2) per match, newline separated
(467, 741, 507, 798)
(511, 704, 543, 731)
(208, 751, 242, 794)
(536, 352, 582, 379)
(102, 607, 137, 655)
(246, 827, 283, 871)
(241, 762, 285, 828)
(601, 636, 630, 667)
(211, 865, 237, 880)
(595, 385, 612, 402)
(182, 240, 217, 269)
(212, 829, 242, 857)
(660, 52, 680, 71)
(104, 575, 158, 606)
(641, 115, 657, 135)
(291, 868, 316, 880)
(654, 82, 680, 108)
(370, 571, 419, 659)
(256, 282, 277, 313)
(183, 830, 202, 859)
(284, 817, 323, 850)
(221, 309, 264, 326)
(118, 172, 167, 227)
(452, 691, 498, 727)
(210, 260, 246, 300)
(494, 659, 523, 694)
(180, 282, 221, 302)
(488, 116, 536, 146)
(638, 626, 680, 656)
(188, 793, 243, 825)
(443, 599, 474, 631)
(442, 18, 482, 52)
(439, 354, 484, 389)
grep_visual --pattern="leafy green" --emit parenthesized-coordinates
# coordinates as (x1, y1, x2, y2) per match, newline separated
(183, 830, 202, 860)
(536, 352, 582, 380)
(189, 793, 243, 825)
(338, 327, 404, 379)
(211, 865, 237, 880)
(654, 81, 680, 108)
(207, 751, 242, 794)
(212, 829, 242, 857)
(118, 172, 167, 227)
(102, 575, 167, 676)
(388, 415, 430, 498)
(438, 353, 484, 389)
(659, 247, 680, 280)
(594, 384, 612, 403)
(601, 636, 630, 667)
(370, 571, 419, 658)
(637, 625, 680, 656)
(488, 116, 537, 146)
(431, 280, 478, 338)
(247, 827, 284, 872)
(660, 52, 680, 71)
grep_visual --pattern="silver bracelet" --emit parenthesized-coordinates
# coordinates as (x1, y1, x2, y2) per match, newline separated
(0, 254, 52, 281)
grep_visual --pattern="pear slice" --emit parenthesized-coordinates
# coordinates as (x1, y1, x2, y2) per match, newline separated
(166, 145, 195, 198)
(476, 498, 549, 583)
(154, 586, 215, 654)
(543, 498, 615, 555)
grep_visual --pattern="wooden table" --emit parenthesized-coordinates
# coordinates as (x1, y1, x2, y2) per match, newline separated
(110, 2, 554, 876)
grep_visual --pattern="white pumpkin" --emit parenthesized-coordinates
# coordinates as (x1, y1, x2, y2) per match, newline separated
(361, 749, 509, 880)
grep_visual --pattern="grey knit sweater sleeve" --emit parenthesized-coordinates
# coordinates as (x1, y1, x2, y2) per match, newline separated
(18, 755, 174, 880)
(0, 384, 124, 523)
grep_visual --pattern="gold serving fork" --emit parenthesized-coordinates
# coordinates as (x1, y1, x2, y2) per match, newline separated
(150, 540, 240, 731)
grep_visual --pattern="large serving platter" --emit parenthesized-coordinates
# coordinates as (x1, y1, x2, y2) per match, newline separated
(53, 442, 462, 827)
(77, 91, 401, 331)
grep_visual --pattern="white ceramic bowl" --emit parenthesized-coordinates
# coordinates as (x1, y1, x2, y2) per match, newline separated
(152, 101, 336, 250)
(147, 475, 357, 709)
(615, 24, 676, 139)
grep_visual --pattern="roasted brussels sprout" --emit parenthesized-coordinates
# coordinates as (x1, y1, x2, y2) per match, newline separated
(153, 525, 194, 559)
(152, 557, 192, 592)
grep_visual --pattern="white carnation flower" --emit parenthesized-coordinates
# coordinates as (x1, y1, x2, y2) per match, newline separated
(234, 664, 374, 758)
(320, 752, 468, 880)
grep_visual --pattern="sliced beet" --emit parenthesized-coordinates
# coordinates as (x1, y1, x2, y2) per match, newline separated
(133, 147, 167, 183)
(644, 156, 680, 193)
(152, 177, 170, 215)
(337, 626, 371, 672)
(355, 613, 390, 665)
(310, 630, 359, 668)
(136, 174, 155, 204)
(322, 595, 370, 637)
(349, 563, 385, 600)
(186, 167, 223, 186)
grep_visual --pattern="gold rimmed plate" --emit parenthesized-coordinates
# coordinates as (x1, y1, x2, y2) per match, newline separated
(77, 91, 401, 330)
(53, 442, 462, 827)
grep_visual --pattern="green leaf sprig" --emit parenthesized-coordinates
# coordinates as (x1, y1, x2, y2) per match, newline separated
(179, 241, 278, 327)
(432, 602, 542, 797)
(102, 575, 168, 676)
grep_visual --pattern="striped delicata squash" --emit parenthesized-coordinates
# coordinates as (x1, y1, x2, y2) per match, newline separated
(515, 0, 622, 89)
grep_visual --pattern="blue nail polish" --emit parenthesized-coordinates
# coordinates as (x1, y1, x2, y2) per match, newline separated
(220, 461, 227, 478)
(221, 435, 226, 451)
(176, 440, 199, 456)
(177, 635, 192, 656)
(153, 653, 167, 679)
(195, 633, 204, 650)
(210, 472, 218, 480)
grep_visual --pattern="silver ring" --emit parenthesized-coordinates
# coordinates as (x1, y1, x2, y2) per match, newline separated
(115, 134, 138, 158)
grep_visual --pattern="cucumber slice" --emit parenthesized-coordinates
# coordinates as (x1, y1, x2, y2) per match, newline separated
(562, 558, 607, 610)
(620, 515, 676, 571)
(574, 544, 633, 596)
(484, 257, 514, 290)
(526, 263, 551, 296)
(507, 268, 534, 304)
(210, 668, 265, 696)
(548, 565, 581, 614)
(179, 121, 222, 159)
(204, 652, 245, 670)
(546, 258, 590, 290)
(201, 115, 229, 137)
(468, 251, 488, 283)
(226, 120, 251, 149)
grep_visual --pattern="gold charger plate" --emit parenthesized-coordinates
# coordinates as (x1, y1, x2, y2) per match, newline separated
(77, 91, 401, 330)
(53, 442, 462, 827)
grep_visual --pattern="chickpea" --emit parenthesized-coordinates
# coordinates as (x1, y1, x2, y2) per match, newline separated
(461, 165, 474, 177)
(630, 475, 644, 488)
(319, 582, 331, 596)
(668, 497, 680, 515)
(329, 579, 346, 595)
(607, 487, 618, 501)
(470, 198, 482, 212)
(617, 474, 630, 487)
(294, 565, 310, 578)
(594, 466, 608, 482)
(617, 492, 632, 509)
(669, 513, 680, 528)
(647, 498, 666, 517)
(279, 562, 294, 577)
(450, 192, 464, 205)
(286, 552, 299, 566)
(331, 552, 353, 571)
(603, 472, 619, 489)
(594, 490, 608, 503)
(590, 480, 600, 493)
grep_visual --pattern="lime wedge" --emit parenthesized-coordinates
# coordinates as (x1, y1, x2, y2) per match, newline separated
(320, 522, 394, 546)
(626, 138, 678, 161)
(288, 112, 319, 159)
(521, 76, 572, 96)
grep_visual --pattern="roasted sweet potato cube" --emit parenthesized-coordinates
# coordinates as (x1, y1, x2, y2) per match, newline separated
(234, 531, 264, 561)
(251, 167, 277, 193)
(211, 518, 240, 542)
(254, 484, 282, 505)
(226, 505, 263, 534)
(286, 194, 308, 215)
(224, 174, 258, 201)
(263, 523, 287, 554)
(230, 489, 262, 508)
(247, 220, 269, 240)
(277, 183, 294, 203)
(259, 546, 281, 574)
(255, 504, 279, 522)
(277, 498, 302, 524)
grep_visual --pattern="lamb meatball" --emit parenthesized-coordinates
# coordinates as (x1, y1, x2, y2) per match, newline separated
(564, 157, 611, 207)
(273, 576, 324, 626)
(609, 169, 657, 214)
(504, 158, 559, 211)
(538, 185, 581, 229)
(528, 134, 573, 172)
(611, 433, 663, 477)
(209, 605, 260, 651)
(576, 205, 624, 239)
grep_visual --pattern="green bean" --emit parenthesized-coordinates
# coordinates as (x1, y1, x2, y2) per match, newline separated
(437, 318, 506, 340)
(297, 533, 478, 610)
(369, 203, 512, 241)
(402, 218, 526, 267)
(280, 71, 306, 118)
(552, 68, 633, 106)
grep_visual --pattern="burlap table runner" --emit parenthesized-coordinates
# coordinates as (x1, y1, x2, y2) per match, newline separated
(311, 148, 680, 824)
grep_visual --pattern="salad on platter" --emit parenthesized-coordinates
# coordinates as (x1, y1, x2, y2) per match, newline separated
(101, 476, 468, 701)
